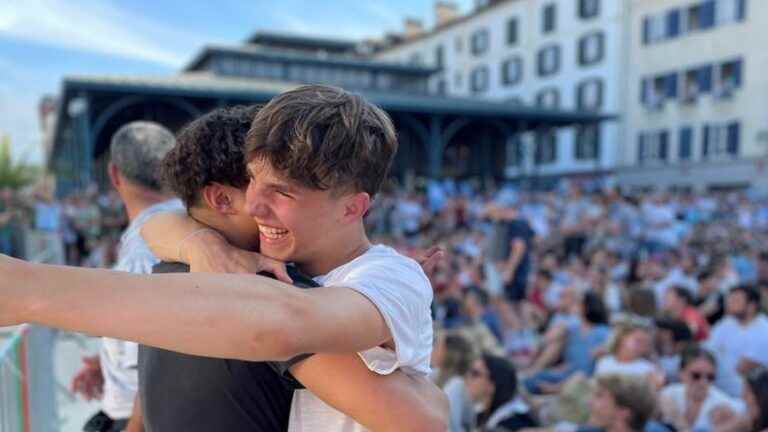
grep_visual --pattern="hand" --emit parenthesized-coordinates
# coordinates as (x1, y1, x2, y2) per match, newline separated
(70, 355, 104, 401)
(413, 246, 444, 276)
(185, 232, 292, 283)
(710, 404, 736, 427)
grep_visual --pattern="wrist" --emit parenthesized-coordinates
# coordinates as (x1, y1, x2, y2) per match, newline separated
(178, 229, 223, 264)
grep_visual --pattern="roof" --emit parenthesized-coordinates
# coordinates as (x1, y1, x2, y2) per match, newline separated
(58, 73, 616, 123)
(184, 44, 439, 75)
(246, 31, 358, 52)
(374, 0, 516, 54)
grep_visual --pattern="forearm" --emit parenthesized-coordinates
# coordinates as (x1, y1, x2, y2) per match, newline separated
(291, 354, 447, 432)
(124, 395, 144, 432)
(13, 259, 305, 361)
(140, 211, 206, 262)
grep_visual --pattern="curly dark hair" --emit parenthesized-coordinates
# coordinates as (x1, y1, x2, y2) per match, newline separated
(245, 85, 398, 198)
(162, 105, 258, 208)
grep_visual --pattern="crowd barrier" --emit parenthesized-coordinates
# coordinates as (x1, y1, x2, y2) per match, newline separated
(0, 325, 59, 432)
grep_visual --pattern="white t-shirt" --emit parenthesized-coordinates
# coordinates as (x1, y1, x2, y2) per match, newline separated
(594, 355, 659, 378)
(660, 383, 746, 431)
(706, 314, 768, 397)
(288, 244, 434, 432)
(99, 199, 183, 419)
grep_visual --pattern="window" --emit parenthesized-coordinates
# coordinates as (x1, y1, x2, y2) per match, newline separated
(471, 29, 490, 56)
(507, 18, 519, 45)
(679, 127, 693, 160)
(576, 125, 600, 160)
(578, 32, 605, 66)
(716, 0, 744, 24)
(637, 130, 669, 164)
(577, 79, 603, 110)
(687, 1, 715, 31)
(579, 0, 600, 19)
(535, 131, 557, 164)
(643, 14, 666, 44)
(470, 66, 490, 93)
(702, 121, 740, 158)
(682, 65, 712, 104)
(536, 88, 560, 109)
(666, 9, 682, 38)
(537, 45, 560, 77)
(501, 57, 523, 86)
(641, 73, 676, 110)
(435, 45, 445, 69)
(455, 35, 463, 53)
(543, 4, 557, 34)
(714, 58, 743, 98)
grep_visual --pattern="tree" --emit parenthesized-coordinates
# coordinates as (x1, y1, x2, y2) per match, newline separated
(0, 134, 42, 189)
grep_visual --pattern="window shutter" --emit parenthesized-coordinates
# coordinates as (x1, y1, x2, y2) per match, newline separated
(666, 9, 681, 37)
(660, 131, 669, 160)
(679, 127, 693, 159)
(643, 17, 651, 44)
(701, 0, 716, 29)
(638, 133, 645, 163)
(641, 78, 649, 104)
(698, 65, 713, 92)
(737, 0, 746, 21)
(727, 122, 740, 156)
(666, 73, 678, 98)
(734, 59, 743, 87)
(702, 125, 711, 157)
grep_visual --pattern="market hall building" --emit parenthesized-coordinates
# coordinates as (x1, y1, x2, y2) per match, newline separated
(48, 32, 614, 196)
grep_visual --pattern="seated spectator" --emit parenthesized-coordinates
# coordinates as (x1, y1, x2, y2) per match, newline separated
(460, 288, 505, 356)
(696, 270, 725, 325)
(663, 286, 710, 341)
(744, 367, 768, 432)
(432, 331, 477, 432)
(595, 325, 664, 386)
(465, 354, 536, 431)
(706, 285, 768, 398)
(581, 374, 659, 432)
(655, 318, 694, 383)
(659, 345, 745, 431)
(524, 292, 611, 395)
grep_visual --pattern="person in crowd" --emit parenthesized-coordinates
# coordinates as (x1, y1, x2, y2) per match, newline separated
(743, 367, 768, 432)
(706, 285, 768, 398)
(663, 285, 710, 341)
(581, 374, 658, 432)
(659, 345, 745, 431)
(432, 331, 477, 432)
(69, 120, 181, 432)
(594, 325, 664, 387)
(465, 353, 536, 431)
(654, 318, 694, 383)
(460, 287, 505, 356)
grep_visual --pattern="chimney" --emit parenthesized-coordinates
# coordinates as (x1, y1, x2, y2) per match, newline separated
(404, 17, 425, 39)
(435, 1, 460, 27)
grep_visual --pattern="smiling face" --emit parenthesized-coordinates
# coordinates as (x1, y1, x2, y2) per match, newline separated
(245, 158, 368, 275)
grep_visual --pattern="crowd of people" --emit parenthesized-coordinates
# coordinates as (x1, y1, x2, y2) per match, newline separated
(366, 180, 768, 432)
(0, 181, 126, 267)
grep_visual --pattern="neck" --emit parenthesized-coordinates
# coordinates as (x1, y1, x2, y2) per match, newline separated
(120, 187, 172, 222)
(616, 351, 634, 363)
(300, 225, 371, 276)
(738, 311, 757, 325)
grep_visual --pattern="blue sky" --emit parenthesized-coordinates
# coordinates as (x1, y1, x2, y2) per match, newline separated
(0, 0, 473, 164)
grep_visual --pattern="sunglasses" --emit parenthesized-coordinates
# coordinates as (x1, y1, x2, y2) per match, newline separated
(690, 371, 716, 382)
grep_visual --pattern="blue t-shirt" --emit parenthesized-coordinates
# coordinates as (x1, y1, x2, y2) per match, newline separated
(564, 322, 611, 375)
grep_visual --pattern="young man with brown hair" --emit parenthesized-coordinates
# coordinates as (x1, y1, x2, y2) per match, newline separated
(1, 85, 446, 431)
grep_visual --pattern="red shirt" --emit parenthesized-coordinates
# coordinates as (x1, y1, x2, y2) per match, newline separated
(681, 306, 710, 341)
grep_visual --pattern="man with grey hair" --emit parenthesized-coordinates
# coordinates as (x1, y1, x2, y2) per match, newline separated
(70, 121, 183, 432)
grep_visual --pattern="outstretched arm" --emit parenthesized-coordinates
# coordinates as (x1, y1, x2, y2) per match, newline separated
(292, 354, 447, 432)
(5, 256, 389, 361)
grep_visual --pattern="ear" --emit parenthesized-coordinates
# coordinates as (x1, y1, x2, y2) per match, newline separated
(201, 183, 238, 216)
(341, 192, 371, 223)
(107, 163, 121, 190)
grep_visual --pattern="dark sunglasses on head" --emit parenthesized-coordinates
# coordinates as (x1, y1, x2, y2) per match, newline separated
(691, 371, 716, 382)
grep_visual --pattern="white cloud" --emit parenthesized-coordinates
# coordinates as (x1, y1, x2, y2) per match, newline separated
(0, 0, 210, 67)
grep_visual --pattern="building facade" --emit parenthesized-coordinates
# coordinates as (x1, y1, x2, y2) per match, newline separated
(374, 0, 628, 184)
(619, 0, 767, 192)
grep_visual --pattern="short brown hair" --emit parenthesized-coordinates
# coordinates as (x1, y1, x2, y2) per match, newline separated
(245, 85, 398, 197)
(595, 374, 657, 431)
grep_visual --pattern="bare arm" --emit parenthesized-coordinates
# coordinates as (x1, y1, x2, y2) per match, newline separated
(140, 210, 201, 263)
(291, 354, 447, 432)
(6, 257, 389, 361)
(124, 395, 144, 432)
(502, 238, 526, 283)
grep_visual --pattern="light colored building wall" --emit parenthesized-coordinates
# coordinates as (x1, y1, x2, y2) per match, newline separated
(621, 0, 768, 191)
(375, 0, 629, 181)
